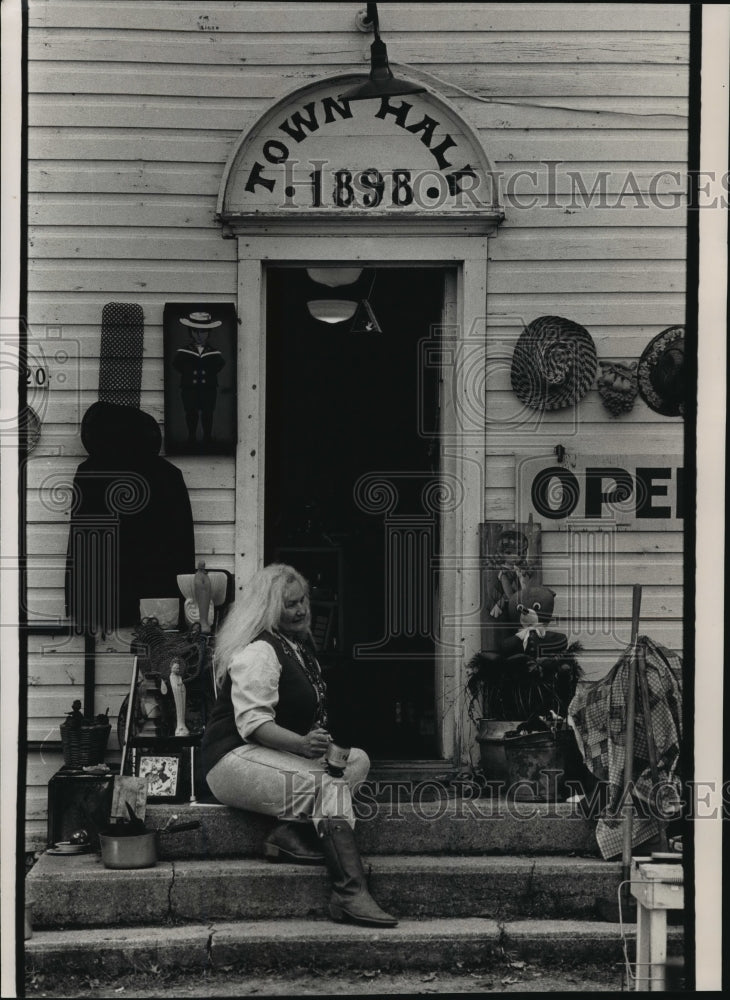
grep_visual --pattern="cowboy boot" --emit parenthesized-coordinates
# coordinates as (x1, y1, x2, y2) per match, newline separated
(263, 820, 325, 865)
(318, 818, 398, 927)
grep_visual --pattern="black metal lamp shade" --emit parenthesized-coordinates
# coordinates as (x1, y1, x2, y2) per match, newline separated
(340, 35, 426, 101)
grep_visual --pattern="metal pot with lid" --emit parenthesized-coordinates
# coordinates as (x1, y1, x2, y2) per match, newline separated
(99, 810, 200, 869)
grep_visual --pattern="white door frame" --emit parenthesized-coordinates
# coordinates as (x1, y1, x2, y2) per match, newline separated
(234, 235, 488, 763)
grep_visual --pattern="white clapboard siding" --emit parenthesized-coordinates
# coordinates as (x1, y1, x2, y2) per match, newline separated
(29, 29, 689, 66)
(29, 228, 237, 260)
(29, 62, 691, 100)
(27, 3, 689, 33)
(495, 164, 689, 197)
(28, 162, 231, 196)
(27, 632, 131, 749)
(29, 227, 687, 263)
(487, 228, 687, 262)
(26, 194, 688, 231)
(28, 384, 685, 430)
(29, 72, 691, 114)
(25, 290, 685, 329)
(29, 258, 687, 296)
(28, 262, 237, 295)
(28, 129, 688, 166)
(28, 94, 688, 132)
(485, 328, 684, 360)
(21, 319, 686, 358)
(24, 1, 688, 844)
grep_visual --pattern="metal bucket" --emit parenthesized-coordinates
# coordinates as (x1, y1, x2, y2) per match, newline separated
(503, 729, 578, 802)
(476, 719, 522, 784)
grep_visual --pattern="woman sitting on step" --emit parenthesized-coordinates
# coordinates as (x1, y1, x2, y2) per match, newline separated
(201, 562, 397, 928)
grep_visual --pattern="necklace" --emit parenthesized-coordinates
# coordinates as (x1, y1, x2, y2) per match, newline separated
(277, 631, 302, 651)
(272, 629, 328, 728)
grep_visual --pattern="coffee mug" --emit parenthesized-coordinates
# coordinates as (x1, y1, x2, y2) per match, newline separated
(325, 742, 351, 777)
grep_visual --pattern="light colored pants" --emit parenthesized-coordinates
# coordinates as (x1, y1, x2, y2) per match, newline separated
(206, 744, 370, 829)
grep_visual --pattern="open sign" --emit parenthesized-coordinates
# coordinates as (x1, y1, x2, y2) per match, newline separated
(518, 457, 684, 528)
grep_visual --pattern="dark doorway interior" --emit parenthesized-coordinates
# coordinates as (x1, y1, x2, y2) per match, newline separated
(265, 267, 445, 759)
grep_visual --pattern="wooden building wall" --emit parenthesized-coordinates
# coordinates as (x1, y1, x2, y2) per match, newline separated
(24, 1, 688, 847)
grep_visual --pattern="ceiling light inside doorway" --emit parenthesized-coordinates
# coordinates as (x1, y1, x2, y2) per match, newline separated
(306, 267, 363, 288)
(306, 299, 359, 324)
(306, 267, 363, 325)
(305, 269, 381, 331)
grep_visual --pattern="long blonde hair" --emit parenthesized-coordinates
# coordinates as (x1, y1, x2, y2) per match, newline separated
(213, 563, 309, 685)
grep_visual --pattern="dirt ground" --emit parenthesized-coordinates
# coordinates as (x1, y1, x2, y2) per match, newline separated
(24, 959, 645, 997)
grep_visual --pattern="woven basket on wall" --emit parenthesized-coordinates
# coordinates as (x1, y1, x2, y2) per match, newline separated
(510, 315, 598, 411)
(59, 721, 111, 769)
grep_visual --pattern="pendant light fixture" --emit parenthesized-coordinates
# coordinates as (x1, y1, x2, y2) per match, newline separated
(306, 267, 363, 288)
(340, 2, 426, 102)
(305, 268, 381, 332)
(306, 300, 359, 324)
(306, 267, 363, 324)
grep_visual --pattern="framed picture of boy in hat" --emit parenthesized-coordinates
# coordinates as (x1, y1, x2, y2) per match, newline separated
(163, 303, 237, 455)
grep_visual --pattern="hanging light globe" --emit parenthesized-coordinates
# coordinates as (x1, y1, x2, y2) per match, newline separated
(306, 300, 359, 324)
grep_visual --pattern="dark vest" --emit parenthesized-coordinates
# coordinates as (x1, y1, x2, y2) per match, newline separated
(201, 630, 321, 775)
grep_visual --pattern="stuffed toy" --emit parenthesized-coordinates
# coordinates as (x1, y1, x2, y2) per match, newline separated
(466, 583, 583, 721)
(499, 584, 568, 662)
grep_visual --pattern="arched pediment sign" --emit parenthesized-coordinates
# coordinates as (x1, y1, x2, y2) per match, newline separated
(217, 74, 504, 234)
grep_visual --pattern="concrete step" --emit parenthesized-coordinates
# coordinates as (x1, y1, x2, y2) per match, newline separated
(28, 853, 623, 929)
(24, 917, 684, 978)
(140, 799, 599, 859)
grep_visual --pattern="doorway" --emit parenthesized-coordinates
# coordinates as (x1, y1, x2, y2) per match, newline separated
(264, 266, 446, 760)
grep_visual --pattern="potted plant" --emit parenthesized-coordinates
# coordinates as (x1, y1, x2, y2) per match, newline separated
(466, 647, 584, 785)
(465, 657, 527, 785)
(466, 584, 584, 784)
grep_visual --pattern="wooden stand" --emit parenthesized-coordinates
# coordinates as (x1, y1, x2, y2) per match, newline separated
(621, 586, 669, 895)
(47, 767, 117, 849)
(630, 859, 684, 991)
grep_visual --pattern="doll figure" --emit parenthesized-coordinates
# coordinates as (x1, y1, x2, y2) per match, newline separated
(169, 660, 189, 737)
(499, 584, 569, 662)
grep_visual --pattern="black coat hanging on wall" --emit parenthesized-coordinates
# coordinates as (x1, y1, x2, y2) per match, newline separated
(65, 408, 195, 634)
(65, 303, 196, 633)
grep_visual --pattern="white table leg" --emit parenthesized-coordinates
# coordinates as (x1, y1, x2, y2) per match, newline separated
(647, 908, 668, 991)
(636, 903, 649, 991)
(636, 902, 668, 991)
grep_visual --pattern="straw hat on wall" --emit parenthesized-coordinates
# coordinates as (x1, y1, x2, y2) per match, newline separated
(637, 326, 685, 417)
(510, 315, 598, 411)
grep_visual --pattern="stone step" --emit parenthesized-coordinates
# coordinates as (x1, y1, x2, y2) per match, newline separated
(28, 853, 622, 929)
(24, 917, 684, 978)
(140, 799, 599, 858)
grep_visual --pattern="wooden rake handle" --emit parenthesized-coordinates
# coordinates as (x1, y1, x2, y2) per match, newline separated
(622, 585, 642, 882)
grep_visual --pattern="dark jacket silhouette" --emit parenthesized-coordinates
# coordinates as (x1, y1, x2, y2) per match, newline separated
(65, 402, 195, 633)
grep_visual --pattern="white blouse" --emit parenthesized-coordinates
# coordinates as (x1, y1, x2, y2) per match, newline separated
(228, 636, 310, 741)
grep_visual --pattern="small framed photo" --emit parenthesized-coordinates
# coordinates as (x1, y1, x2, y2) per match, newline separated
(137, 752, 183, 801)
(479, 520, 543, 653)
(163, 301, 237, 456)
